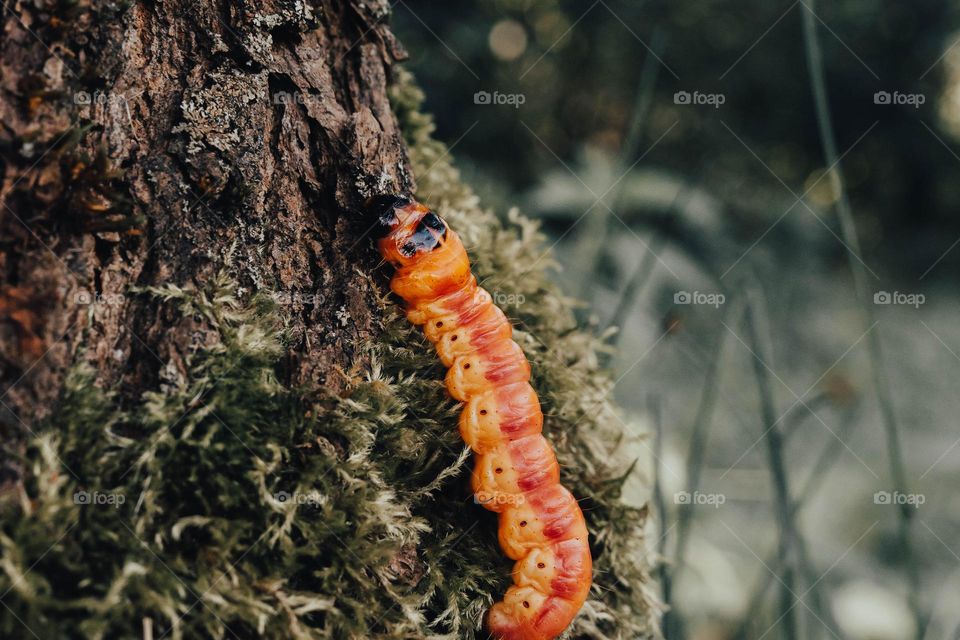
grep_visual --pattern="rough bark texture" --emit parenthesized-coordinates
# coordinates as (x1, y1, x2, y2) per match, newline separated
(1, 0, 411, 476)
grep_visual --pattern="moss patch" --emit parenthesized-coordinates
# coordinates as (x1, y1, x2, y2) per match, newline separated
(0, 70, 657, 639)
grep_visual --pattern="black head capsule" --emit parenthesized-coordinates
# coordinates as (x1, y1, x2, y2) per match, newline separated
(405, 210, 447, 254)
(420, 211, 447, 236)
(365, 194, 411, 238)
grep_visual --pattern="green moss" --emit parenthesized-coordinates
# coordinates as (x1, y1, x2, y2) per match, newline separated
(0, 70, 656, 639)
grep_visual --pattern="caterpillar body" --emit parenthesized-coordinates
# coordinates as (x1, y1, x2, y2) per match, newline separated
(369, 195, 592, 640)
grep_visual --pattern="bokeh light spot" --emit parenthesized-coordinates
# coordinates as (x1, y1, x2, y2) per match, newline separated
(489, 19, 528, 61)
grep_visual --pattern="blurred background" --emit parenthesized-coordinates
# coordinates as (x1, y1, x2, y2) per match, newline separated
(395, 1, 960, 639)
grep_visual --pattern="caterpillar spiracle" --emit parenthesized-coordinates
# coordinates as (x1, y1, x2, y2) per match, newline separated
(368, 195, 592, 640)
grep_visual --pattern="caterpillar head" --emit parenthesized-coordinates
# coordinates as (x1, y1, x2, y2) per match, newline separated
(366, 194, 449, 267)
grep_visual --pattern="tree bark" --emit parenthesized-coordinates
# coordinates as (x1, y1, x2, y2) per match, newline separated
(0, 0, 412, 484)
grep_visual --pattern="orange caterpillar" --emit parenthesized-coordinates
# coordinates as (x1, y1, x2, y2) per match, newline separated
(369, 195, 592, 640)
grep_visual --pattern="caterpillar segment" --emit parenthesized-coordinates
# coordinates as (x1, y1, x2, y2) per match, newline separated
(369, 195, 592, 640)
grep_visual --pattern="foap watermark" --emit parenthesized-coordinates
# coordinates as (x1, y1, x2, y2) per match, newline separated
(874, 91, 925, 108)
(474, 491, 525, 507)
(873, 291, 925, 308)
(674, 290, 725, 308)
(491, 291, 526, 307)
(73, 90, 136, 125)
(674, 490, 726, 508)
(273, 292, 326, 306)
(274, 491, 325, 506)
(74, 490, 126, 508)
(272, 91, 322, 107)
(73, 90, 131, 108)
(674, 90, 725, 109)
(74, 291, 126, 306)
(474, 90, 526, 109)
(874, 490, 925, 508)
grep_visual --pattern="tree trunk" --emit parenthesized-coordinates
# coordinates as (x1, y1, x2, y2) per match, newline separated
(1, 0, 410, 485)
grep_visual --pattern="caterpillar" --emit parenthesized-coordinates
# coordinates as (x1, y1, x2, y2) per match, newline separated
(368, 195, 592, 640)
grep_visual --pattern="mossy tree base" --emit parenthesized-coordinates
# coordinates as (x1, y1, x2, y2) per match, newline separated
(0, 2, 657, 637)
